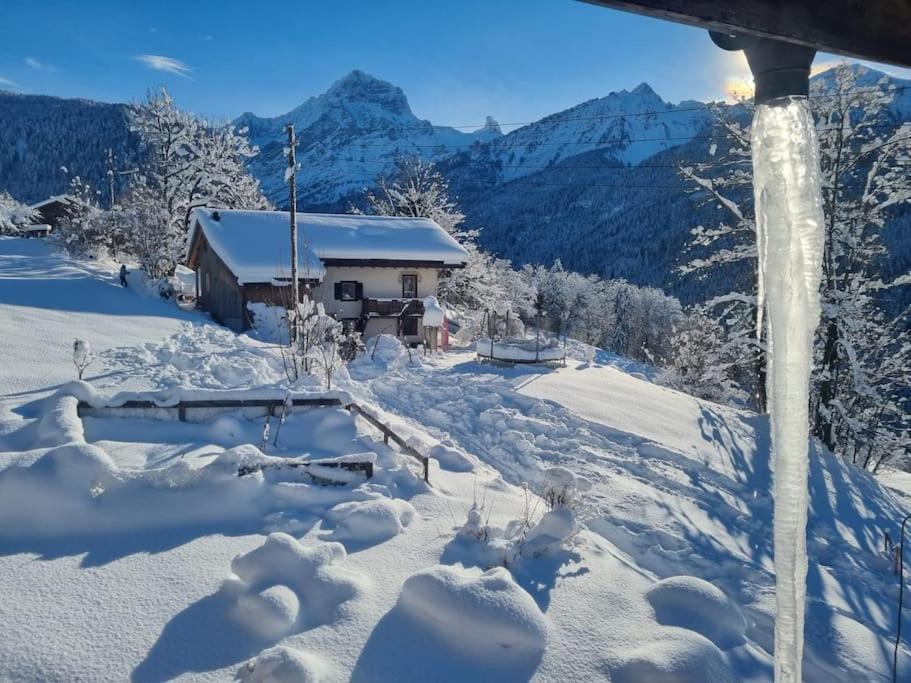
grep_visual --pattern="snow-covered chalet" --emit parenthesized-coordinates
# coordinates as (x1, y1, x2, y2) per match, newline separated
(185, 208, 468, 339)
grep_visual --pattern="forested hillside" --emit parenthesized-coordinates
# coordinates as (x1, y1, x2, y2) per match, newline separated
(0, 91, 140, 204)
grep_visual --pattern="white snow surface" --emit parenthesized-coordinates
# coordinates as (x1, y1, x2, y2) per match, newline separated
(187, 208, 468, 284)
(0, 237, 909, 682)
(752, 98, 827, 683)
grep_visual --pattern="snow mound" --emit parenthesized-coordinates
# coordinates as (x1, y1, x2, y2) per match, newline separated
(422, 296, 445, 327)
(239, 646, 328, 683)
(233, 585, 300, 640)
(522, 508, 578, 557)
(645, 576, 746, 649)
(30, 442, 117, 484)
(326, 498, 415, 544)
(230, 533, 366, 630)
(398, 565, 547, 656)
(348, 334, 419, 380)
(612, 632, 735, 683)
(35, 394, 85, 446)
(428, 443, 474, 472)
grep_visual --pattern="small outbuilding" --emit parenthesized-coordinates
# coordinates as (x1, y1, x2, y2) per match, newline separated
(185, 208, 468, 340)
(28, 195, 86, 232)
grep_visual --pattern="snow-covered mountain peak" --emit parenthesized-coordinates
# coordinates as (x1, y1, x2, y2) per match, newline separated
(630, 82, 658, 98)
(476, 115, 503, 136)
(323, 69, 412, 116)
(239, 70, 501, 207)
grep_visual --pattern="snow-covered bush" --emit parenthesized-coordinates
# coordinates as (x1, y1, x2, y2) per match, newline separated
(458, 469, 588, 568)
(307, 314, 345, 390)
(540, 466, 592, 511)
(337, 329, 365, 363)
(0, 191, 38, 235)
(72, 339, 94, 380)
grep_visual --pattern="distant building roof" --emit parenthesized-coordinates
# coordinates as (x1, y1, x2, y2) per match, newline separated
(28, 194, 80, 210)
(187, 208, 469, 285)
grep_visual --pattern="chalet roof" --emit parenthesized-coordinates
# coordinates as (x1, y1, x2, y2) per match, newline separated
(187, 208, 468, 285)
(28, 194, 80, 210)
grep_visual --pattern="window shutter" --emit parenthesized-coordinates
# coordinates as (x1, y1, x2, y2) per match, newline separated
(355, 282, 364, 300)
(334, 282, 342, 300)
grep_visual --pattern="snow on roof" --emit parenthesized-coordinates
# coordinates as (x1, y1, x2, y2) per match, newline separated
(28, 194, 79, 210)
(187, 208, 468, 285)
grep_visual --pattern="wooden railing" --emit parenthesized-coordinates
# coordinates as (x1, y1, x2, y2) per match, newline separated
(76, 396, 431, 483)
(346, 403, 430, 483)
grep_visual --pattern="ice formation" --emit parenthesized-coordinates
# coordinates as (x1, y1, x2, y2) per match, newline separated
(751, 98, 825, 683)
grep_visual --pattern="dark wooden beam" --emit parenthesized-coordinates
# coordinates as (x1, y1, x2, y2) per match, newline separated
(581, 0, 911, 68)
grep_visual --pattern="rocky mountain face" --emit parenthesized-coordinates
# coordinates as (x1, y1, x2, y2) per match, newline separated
(236, 70, 503, 207)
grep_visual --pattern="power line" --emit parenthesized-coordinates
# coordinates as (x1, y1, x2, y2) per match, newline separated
(323, 122, 910, 152)
(261, 84, 911, 136)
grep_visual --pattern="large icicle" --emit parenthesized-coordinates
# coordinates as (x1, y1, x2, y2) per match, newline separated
(751, 98, 825, 682)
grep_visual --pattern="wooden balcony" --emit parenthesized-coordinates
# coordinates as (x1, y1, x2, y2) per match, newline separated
(361, 298, 424, 318)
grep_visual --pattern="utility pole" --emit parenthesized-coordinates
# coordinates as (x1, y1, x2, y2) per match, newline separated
(106, 149, 115, 210)
(103, 147, 138, 210)
(286, 124, 299, 341)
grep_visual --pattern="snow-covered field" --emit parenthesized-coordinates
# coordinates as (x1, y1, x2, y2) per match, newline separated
(1, 237, 909, 682)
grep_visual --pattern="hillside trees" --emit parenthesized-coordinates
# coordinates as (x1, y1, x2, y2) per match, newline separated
(678, 64, 911, 471)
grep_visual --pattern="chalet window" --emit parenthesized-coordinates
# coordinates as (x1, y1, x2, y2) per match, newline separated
(402, 273, 418, 299)
(335, 281, 363, 301)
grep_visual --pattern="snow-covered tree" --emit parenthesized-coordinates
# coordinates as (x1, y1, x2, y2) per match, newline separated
(676, 100, 766, 410)
(361, 156, 532, 329)
(810, 66, 911, 470)
(678, 64, 911, 470)
(126, 88, 268, 277)
(657, 310, 746, 404)
(54, 176, 109, 257)
(0, 192, 38, 235)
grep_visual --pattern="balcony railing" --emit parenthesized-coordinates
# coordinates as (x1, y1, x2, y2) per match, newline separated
(361, 298, 424, 318)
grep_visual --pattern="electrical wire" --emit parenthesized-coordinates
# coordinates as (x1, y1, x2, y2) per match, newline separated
(272, 84, 911, 134)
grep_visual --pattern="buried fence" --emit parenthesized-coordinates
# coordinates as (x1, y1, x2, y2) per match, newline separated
(75, 396, 431, 484)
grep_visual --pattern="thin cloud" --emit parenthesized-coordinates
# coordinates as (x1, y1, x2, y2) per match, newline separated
(134, 54, 193, 79)
(24, 56, 57, 72)
(0, 76, 18, 89)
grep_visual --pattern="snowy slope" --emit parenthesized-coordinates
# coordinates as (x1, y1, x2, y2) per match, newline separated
(356, 353, 911, 681)
(1, 238, 910, 682)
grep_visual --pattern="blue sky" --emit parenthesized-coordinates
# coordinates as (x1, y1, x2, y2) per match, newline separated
(1, 0, 909, 128)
